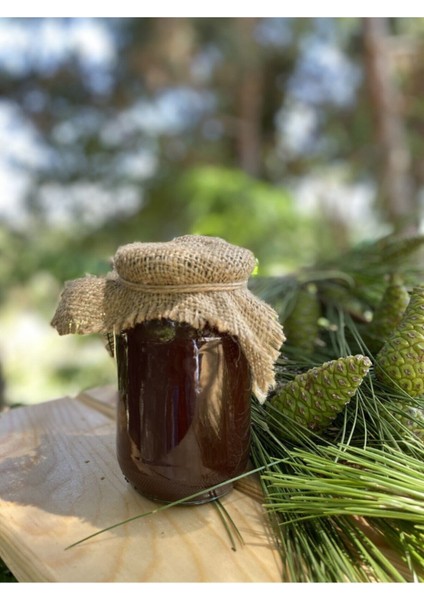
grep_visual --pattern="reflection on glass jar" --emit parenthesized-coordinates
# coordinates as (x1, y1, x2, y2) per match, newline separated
(115, 319, 252, 504)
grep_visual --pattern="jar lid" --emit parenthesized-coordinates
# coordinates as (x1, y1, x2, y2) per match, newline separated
(113, 234, 256, 286)
(51, 235, 285, 402)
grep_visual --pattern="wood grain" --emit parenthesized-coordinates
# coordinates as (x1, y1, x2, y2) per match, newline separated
(0, 388, 282, 582)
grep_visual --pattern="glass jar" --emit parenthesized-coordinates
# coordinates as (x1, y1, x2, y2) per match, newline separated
(115, 319, 252, 504)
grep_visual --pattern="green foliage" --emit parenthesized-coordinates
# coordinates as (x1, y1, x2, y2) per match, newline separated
(246, 232, 424, 581)
(174, 165, 330, 273)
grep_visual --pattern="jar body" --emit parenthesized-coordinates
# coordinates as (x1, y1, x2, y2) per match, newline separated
(115, 319, 252, 504)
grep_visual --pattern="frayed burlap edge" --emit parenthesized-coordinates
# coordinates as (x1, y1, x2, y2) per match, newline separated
(51, 274, 285, 403)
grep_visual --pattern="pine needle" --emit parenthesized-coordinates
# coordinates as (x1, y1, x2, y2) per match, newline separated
(213, 499, 245, 551)
(65, 460, 278, 550)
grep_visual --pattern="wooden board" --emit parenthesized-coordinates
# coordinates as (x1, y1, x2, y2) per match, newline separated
(0, 386, 282, 582)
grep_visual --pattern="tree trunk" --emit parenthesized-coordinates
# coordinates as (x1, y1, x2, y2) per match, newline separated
(362, 18, 418, 235)
(234, 18, 264, 177)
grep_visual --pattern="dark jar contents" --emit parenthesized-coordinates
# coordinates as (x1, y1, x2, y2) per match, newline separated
(115, 319, 252, 504)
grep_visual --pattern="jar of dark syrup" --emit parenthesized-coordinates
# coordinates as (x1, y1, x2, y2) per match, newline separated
(115, 319, 252, 504)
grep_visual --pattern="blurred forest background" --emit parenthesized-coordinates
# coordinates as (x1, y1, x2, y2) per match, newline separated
(0, 16, 424, 406)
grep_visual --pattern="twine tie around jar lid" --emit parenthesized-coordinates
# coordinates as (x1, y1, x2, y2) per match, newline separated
(116, 277, 248, 294)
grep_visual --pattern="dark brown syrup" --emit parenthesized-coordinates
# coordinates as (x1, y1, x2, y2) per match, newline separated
(115, 320, 251, 503)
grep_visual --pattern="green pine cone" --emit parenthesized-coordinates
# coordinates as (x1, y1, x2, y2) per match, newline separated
(283, 284, 321, 354)
(268, 354, 372, 437)
(375, 285, 424, 396)
(392, 402, 424, 442)
(365, 275, 410, 354)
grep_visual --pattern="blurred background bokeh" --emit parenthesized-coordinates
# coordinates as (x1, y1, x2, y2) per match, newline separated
(1, 17, 423, 407)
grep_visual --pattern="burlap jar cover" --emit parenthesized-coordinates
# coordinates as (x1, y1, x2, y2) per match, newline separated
(51, 235, 285, 402)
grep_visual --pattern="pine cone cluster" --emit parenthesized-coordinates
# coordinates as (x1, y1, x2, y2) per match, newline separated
(262, 235, 424, 443)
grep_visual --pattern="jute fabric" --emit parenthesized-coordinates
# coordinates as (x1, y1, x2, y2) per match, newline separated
(51, 235, 285, 402)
